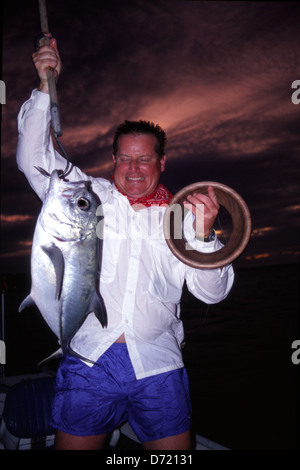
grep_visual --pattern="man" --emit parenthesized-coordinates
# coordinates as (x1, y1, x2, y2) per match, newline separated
(16, 36, 234, 450)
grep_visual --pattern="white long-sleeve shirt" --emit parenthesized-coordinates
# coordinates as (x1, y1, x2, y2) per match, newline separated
(16, 89, 234, 379)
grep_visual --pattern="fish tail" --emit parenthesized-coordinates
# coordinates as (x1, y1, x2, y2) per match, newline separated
(63, 344, 98, 367)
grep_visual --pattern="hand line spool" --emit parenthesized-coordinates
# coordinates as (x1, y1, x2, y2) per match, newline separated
(163, 181, 252, 269)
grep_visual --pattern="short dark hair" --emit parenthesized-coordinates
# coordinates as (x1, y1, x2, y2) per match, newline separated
(113, 120, 166, 159)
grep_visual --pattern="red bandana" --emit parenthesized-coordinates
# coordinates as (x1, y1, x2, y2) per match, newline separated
(115, 183, 173, 207)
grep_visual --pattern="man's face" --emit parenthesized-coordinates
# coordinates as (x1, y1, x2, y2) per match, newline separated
(112, 134, 166, 198)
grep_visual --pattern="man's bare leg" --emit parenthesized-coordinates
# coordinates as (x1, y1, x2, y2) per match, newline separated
(54, 430, 108, 450)
(142, 430, 191, 450)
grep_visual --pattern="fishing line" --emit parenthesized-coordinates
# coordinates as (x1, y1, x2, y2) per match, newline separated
(34, 132, 71, 178)
(216, 213, 229, 245)
(198, 208, 234, 329)
(196, 212, 230, 329)
(201, 304, 210, 326)
(53, 133, 72, 177)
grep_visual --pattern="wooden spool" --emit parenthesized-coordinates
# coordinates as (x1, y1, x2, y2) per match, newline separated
(163, 181, 252, 269)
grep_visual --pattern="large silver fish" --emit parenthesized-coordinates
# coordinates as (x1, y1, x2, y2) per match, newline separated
(19, 170, 107, 362)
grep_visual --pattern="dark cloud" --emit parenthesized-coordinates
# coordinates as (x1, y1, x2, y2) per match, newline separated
(2, 0, 300, 272)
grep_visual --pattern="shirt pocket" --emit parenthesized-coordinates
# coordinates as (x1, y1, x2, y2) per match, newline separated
(148, 238, 182, 302)
(99, 228, 122, 283)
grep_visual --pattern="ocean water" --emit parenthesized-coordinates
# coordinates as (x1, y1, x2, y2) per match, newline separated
(1, 264, 299, 450)
(181, 263, 299, 450)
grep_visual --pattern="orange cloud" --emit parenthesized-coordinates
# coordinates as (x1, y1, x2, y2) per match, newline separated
(1, 214, 34, 224)
(251, 227, 276, 237)
(84, 161, 113, 176)
(254, 253, 270, 259)
(1, 240, 32, 259)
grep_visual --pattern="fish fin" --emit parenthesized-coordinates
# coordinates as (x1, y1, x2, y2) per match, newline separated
(64, 343, 97, 367)
(41, 243, 65, 300)
(37, 347, 63, 366)
(88, 291, 108, 328)
(93, 235, 108, 328)
(19, 294, 35, 312)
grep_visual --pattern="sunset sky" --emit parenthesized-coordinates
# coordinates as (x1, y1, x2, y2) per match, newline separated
(1, 0, 300, 273)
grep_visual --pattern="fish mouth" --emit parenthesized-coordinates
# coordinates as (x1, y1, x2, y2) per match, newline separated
(54, 236, 68, 242)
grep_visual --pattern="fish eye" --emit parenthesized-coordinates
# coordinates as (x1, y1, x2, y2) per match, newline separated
(77, 197, 90, 211)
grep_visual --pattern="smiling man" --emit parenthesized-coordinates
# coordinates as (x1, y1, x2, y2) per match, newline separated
(112, 130, 166, 200)
(16, 36, 234, 450)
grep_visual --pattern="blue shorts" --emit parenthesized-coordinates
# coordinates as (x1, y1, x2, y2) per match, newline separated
(51, 343, 192, 442)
